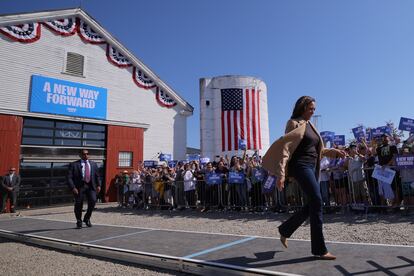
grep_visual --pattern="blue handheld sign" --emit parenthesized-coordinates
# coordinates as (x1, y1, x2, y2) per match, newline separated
(320, 131, 335, 143)
(228, 172, 245, 184)
(252, 168, 265, 182)
(262, 175, 276, 193)
(399, 117, 414, 132)
(395, 154, 414, 169)
(159, 154, 172, 162)
(333, 135, 345, 146)
(187, 154, 200, 162)
(238, 139, 247, 150)
(206, 173, 222, 185)
(352, 127, 365, 142)
(168, 160, 178, 168)
(143, 160, 157, 168)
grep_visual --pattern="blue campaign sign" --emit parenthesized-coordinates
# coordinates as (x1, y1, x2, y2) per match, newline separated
(395, 154, 414, 169)
(262, 175, 276, 193)
(371, 128, 383, 138)
(320, 131, 335, 143)
(228, 172, 245, 184)
(399, 117, 414, 132)
(200, 157, 210, 164)
(187, 154, 200, 162)
(333, 135, 345, 146)
(352, 127, 365, 142)
(238, 139, 247, 150)
(252, 168, 265, 182)
(168, 160, 178, 168)
(372, 126, 391, 137)
(30, 75, 107, 119)
(159, 153, 172, 162)
(143, 160, 157, 168)
(206, 173, 222, 185)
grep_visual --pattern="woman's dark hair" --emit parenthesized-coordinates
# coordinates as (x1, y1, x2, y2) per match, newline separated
(291, 96, 315, 119)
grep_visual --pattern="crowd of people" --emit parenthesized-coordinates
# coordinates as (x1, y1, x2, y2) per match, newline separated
(114, 133, 414, 214)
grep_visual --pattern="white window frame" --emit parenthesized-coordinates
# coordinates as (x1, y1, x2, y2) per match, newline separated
(118, 151, 133, 167)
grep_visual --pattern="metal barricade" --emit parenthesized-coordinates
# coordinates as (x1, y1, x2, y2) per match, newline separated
(114, 166, 414, 215)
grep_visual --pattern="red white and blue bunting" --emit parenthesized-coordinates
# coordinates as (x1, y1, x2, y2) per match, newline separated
(133, 67, 157, 89)
(156, 87, 177, 108)
(43, 18, 77, 36)
(0, 23, 41, 43)
(106, 44, 132, 68)
(0, 17, 178, 109)
(77, 18, 105, 44)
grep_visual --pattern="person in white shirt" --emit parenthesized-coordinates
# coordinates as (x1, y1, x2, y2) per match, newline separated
(183, 163, 197, 208)
(345, 144, 371, 205)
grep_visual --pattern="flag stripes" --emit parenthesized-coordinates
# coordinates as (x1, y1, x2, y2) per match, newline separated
(221, 88, 262, 152)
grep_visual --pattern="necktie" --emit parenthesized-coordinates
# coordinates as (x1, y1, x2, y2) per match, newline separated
(84, 162, 91, 183)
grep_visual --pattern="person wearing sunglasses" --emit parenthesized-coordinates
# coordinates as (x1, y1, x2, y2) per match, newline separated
(67, 149, 101, 229)
(1, 167, 20, 213)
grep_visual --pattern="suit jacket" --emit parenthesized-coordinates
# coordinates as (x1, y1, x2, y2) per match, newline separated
(262, 118, 338, 179)
(67, 159, 101, 191)
(1, 174, 20, 192)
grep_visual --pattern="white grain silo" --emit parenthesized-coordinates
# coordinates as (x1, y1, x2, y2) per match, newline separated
(200, 75, 269, 160)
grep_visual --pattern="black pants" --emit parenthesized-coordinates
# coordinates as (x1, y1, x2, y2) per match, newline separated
(74, 185, 97, 223)
(1, 190, 17, 212)
(205, 184, 218, 208)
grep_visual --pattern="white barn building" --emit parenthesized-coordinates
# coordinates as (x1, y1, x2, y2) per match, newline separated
(0, 8, 193, 204)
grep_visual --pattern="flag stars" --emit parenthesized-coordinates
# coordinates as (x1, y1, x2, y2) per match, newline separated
(221, 88, 243, 111)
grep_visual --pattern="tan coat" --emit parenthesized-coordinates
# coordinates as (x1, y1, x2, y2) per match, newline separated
(262, 118, 338, 179)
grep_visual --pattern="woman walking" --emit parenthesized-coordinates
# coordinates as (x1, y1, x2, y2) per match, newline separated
(262, 96, 346, 260)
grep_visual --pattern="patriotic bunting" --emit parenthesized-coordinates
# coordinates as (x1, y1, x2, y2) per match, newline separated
(0, 17, 179, 109)
(106, 44, 132, 67)
(156, 87, 177, 108)
(77, 19, 105, 44)
(132, 67, 156, 89)
(0, 23, 41, 43)
(43, 18, 77, 36)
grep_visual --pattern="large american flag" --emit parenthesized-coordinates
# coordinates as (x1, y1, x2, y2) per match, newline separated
(221, 88, 262, 152)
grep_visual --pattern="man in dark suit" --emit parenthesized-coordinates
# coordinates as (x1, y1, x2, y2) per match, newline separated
(68, 149, 101, 229)
(1, 167, 20, 213)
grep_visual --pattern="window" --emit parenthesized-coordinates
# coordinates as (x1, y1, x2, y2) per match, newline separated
(22, 118, 106, 148)
(65, 52, 84, 76)
(118, 152, 133, 167)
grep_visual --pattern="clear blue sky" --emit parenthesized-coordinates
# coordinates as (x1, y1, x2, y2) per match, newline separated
(1, 0, 414, 148)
